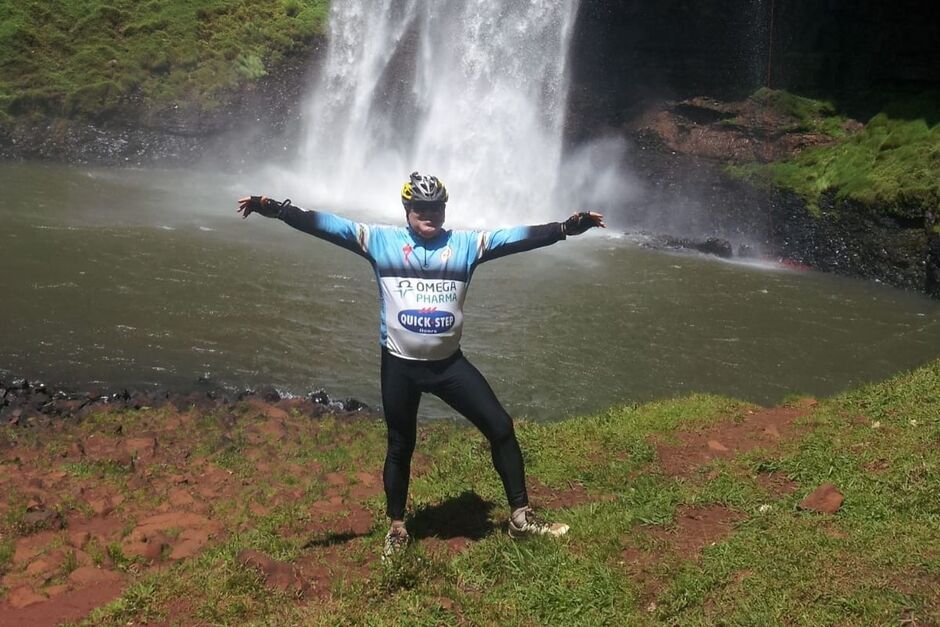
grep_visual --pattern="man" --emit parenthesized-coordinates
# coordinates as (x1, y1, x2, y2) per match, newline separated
(238, 172, 605, 558)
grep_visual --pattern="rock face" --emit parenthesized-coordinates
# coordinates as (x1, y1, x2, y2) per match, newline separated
(629, 97, 860, 162)
(0, 44, 323, 166)
(568, 0, 940, 141)
(620, 111, 934, 296)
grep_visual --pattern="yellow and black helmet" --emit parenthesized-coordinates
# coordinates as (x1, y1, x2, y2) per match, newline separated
(401, 171, 448, 207)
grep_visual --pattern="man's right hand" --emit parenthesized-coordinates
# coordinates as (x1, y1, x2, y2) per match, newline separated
(237, 196, 288, 219)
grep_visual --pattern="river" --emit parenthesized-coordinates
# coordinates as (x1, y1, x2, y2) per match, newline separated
(2, 162, 939, 420)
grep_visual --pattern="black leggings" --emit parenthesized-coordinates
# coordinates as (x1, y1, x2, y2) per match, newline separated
(380, 347, 529, 520)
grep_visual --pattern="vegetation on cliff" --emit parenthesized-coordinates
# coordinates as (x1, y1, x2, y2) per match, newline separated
(1, 359, 938, 624)
(728, 90, 940, 221)
(0, 0, 328, 121)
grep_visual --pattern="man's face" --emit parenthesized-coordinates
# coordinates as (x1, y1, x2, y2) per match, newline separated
(407, 202, 446, 239)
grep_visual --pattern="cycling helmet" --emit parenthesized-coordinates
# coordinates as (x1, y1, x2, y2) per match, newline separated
(401, 171, 448, 206)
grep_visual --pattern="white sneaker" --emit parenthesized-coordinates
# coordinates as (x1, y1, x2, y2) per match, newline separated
(508, 506, 569, 539)
(382, 527, 410, 560)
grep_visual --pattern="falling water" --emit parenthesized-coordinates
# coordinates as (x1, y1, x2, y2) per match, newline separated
(297, 0, 585, 225)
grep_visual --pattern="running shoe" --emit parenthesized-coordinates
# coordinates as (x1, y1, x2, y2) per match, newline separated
(382, 527, 411, 560)
(508, 506, 570, 538)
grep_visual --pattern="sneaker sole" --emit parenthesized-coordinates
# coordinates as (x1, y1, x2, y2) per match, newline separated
(508, 524, 570, 539)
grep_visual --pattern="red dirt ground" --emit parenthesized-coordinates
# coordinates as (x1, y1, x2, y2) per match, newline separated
(0, 397, 818, 624)
(655, 400, 815, 477)
(0, 401, 379, 626)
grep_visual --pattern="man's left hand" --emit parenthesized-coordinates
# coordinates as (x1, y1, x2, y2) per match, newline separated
(563, 211, 606, 236)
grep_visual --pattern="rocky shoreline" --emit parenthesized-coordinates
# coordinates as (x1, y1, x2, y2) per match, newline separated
(0, 45, 323, 168)
(623, 98, 940, 298)
(0, 376, 373, 431)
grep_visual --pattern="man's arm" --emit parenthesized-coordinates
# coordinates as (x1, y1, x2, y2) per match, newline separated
(476, 211, 606, 264)
(237, 196, 370, 259)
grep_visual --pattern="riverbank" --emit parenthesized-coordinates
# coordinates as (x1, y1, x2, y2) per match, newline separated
(1, 359, 937, 624)
(626, 90, 940, 298)
(0, 0, 328, 166)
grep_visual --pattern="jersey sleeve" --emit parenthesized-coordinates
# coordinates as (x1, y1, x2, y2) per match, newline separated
(279, 204, 372, 260)
(475, 222, 565, 265)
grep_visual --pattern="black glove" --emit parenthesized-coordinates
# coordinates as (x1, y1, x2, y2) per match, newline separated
(238, 196, 293, 219)
(562, 212, 604, 236)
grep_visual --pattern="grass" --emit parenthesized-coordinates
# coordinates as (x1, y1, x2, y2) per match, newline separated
(727, 90, 940, 219)
(41, 359, 932, 625)
(0, 0, 329, 119)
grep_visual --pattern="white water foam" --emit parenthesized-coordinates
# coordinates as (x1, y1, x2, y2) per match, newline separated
(290, 0, 631, 227)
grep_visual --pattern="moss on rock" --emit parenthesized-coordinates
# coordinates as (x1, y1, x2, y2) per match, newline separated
(0, 0, 329, 120)
(728, 91, 940, 221)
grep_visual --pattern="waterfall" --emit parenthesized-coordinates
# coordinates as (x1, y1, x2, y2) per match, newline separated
(296, 0, 584, 226)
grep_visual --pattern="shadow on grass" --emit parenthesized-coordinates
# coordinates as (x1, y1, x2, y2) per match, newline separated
(407, 491, 499, 541)
(302, 531, 365, 549)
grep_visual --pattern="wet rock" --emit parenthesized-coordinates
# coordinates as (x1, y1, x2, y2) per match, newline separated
(258, 385, 281, 403)
(171, 391, 214, 413)
(798, 482, 844, 514)
(644, 234, 735, 259)
(309, 390, 331, 406)
(340, 398, 370, 412)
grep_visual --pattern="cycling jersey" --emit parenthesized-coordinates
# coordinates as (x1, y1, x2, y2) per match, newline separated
(280, 205, 565, 361)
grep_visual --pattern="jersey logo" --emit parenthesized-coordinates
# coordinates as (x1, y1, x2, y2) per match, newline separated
(440, 245, 452, 263)
(399, 308, 456, 334)
(403, 243, 413, 263)
(395, 279, 414, 299)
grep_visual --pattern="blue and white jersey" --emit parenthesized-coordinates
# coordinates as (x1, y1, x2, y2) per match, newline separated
(280, 206, 565, 361)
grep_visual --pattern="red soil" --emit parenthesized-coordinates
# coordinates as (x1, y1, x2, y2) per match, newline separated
(0, 396, 819, 624)
(655, 399, 815, 477)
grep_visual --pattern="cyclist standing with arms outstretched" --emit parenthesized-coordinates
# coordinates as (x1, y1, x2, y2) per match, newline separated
(238, 172, 605, 558)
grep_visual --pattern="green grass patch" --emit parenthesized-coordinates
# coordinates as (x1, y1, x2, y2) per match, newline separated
(63, 458, 133, 479)
(0, 538, 13, 572)
(728, 90, 940, 219)
(46, 359, 940, 625)
(0, 0, 329, 119)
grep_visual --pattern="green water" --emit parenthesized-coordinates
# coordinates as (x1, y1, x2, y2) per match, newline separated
(2, 163, 939, 419)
